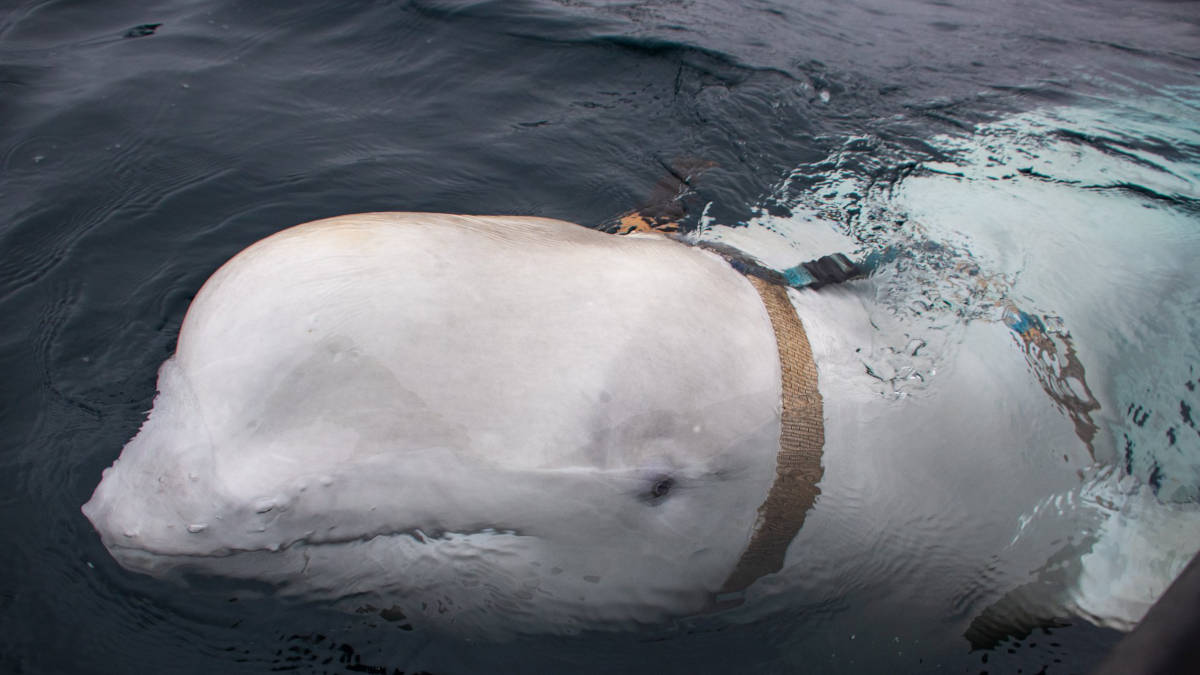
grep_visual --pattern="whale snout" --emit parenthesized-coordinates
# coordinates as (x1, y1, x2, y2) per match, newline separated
(82, 456, 216, 567)
(82, 357, 241, 567)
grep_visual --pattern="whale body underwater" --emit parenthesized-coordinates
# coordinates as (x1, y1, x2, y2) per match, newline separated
(82, 212, 1199, 639)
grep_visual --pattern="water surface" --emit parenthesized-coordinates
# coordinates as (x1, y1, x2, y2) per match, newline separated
(2, 0, 1198, 672)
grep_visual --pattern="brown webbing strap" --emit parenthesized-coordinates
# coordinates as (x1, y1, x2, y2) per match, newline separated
(719, 275, 826, 595)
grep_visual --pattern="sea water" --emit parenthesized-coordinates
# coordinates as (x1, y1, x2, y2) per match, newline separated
(1, 0, 1197, 672)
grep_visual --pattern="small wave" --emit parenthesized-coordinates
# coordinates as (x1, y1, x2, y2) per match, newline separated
(756, 93, 1200, 498)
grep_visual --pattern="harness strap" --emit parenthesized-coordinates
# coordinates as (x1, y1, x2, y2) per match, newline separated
(608, 220, 833, 598)
(719, 275, 826, 596)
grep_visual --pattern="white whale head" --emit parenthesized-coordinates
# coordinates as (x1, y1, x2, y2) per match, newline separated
(82, 213, 787, 634)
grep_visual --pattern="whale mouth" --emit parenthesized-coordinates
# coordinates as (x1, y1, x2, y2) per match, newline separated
(102, 526, 537, 601)
(103, 525, 528, 561)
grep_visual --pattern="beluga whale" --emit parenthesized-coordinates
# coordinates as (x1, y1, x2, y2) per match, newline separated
(83, 211, 1200, 640)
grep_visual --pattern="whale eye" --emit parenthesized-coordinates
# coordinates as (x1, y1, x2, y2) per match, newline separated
(643, 475, 675, 504)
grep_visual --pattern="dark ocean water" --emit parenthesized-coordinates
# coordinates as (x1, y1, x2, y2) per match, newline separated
(2, 0, 1199, 673)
